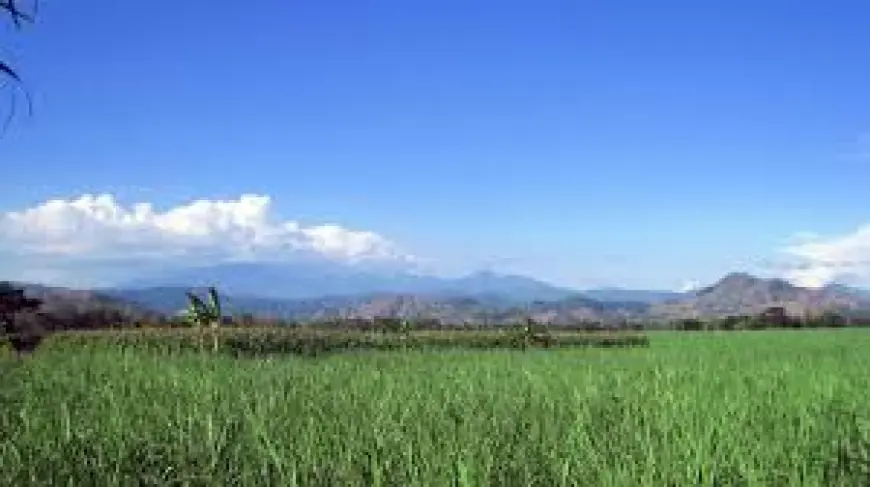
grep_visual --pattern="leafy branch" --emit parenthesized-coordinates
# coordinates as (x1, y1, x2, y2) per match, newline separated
(0, 0, 36, 79)
(1, 0, 37, 133)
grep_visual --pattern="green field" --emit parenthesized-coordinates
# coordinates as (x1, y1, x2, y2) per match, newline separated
(2, 330, 870, 485)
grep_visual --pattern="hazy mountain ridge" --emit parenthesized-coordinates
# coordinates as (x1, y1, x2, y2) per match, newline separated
(10, 270, 870, 324)
(116, 263, 578, 302)
(105, 287, 645, 324)
(579, 288, 686, 304)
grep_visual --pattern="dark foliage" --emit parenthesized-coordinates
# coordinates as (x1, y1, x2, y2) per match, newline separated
(0, 281, 170, 353)
(668, 306, 870, 331)
(0, 281, 44, 353)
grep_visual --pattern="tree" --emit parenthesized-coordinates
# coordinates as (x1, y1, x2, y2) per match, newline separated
(759, 306, 790, 328)
(674, 318, 704, 331)
(818, 310, 847, 328)
(182, 287, 224, 352)
(0, 281, 43, 354)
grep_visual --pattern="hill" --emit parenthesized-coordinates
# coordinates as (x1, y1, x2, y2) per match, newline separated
(2, 281, 165, 334)
(650, 272, 870, 318)
(12, 282, 161, 318)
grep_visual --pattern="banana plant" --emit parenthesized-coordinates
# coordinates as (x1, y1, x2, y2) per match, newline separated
(399, 318, 412, 350)
(183, 287, 223, 352)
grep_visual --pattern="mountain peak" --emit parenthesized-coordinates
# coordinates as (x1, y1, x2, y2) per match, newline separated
(718, 272, 761, 284)
(697, 272, 792, 295)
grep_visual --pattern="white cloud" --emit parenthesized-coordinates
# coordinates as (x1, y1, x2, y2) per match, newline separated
(781, 224, 870, 288)
(678, 280, 701, 293)
(0, 193, 417, 266)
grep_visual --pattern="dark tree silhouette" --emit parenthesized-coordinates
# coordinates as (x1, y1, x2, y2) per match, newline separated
(1, 1, 36, 76)
(0, 281, 44, 354)
(759, 306, 790, 328)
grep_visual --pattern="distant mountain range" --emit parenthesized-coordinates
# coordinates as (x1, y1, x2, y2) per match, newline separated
(106, 261, 688, 320)
(104, 286, 652, 324)
(115, 261, 691, 304)
(116, 262, 580, 302)
(578, 288, 685, 304)
(10, 266, 870, 325)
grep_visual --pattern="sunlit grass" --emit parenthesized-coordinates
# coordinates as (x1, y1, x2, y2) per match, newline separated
(2, 330, 870, 485)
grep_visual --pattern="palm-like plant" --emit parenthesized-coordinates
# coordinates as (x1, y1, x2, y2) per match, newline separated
(183, 287, 223, 352)
(514, 316, 551, 351)
(521, 316, 533, 351)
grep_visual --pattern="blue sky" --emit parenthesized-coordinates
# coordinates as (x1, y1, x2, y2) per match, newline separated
(2, 0, 870, 290)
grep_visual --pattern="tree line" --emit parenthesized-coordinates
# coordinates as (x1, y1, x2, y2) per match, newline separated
(669, 306, 864, 331)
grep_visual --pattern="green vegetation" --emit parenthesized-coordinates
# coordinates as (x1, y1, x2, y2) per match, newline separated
(2, 330, 870, 485)
(180, 286, 224, 352)
(37, 327, 648, 357)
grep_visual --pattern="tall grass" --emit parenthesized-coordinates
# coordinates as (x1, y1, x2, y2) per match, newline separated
(2, 330, 870, 485)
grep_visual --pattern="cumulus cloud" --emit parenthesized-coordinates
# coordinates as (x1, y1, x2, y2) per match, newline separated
(0, 194, 417, 266)
(781, 224, 870, 288)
